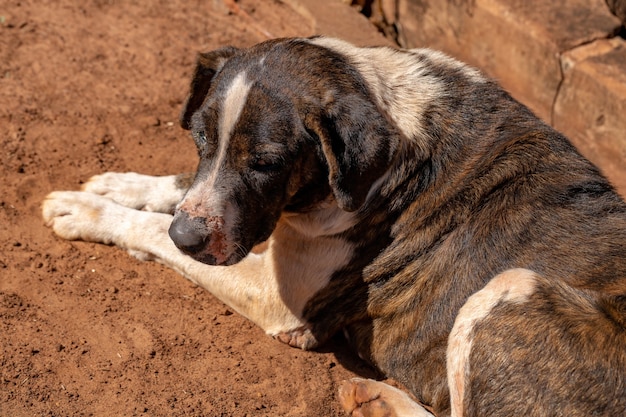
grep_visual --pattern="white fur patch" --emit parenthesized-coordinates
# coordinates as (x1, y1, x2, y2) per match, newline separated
(420, 48, 485, 84)
(281, 200, 358, 238)
(447, 268, 538, 417)
(217, 71, 252, 173)
(82, 172, 185, 213)
(308, 37, 485, 142)
(261, 223, 355, 335)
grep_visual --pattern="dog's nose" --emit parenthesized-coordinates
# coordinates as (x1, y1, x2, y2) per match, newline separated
(168, 213, 206, 254)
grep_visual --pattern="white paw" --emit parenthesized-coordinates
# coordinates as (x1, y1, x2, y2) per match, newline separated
(42, 191, 129, 244)
(82, 172, 184, 213)
(339, 378, 435, 417)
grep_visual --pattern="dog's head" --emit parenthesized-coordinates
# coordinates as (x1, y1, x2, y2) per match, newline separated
(169, 38, 400, 265)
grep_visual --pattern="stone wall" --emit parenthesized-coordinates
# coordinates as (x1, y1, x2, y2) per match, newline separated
(378, 0, 626, 194)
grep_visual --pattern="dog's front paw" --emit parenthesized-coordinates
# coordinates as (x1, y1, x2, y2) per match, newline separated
(82, 172, 181, 213)
(42, 191, 127, 244)
(273, 326, 319, 350)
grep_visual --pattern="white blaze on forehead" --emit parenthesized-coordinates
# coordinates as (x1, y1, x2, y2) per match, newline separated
(214, 71, 253, 178)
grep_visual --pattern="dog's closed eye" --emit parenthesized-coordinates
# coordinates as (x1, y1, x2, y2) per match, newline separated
(251, 155, 283, 173)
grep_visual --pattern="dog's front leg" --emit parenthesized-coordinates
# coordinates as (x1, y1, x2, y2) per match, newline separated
(80, 172, 194, 214)
(42, 191, 315, 348)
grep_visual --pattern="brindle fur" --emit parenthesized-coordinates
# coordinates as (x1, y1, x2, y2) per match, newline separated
(180, 38, 626, 415)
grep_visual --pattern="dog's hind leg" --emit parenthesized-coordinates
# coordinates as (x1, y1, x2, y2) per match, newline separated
(446, 268, 538, 417)
(82, 172, 194, 214)
(338, 378, 435, 417)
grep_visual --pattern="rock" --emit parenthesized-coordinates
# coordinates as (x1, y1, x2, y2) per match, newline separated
(606, 0, 626, 24)
(555, 37, 626, 194)
(394, 0, 625, 195)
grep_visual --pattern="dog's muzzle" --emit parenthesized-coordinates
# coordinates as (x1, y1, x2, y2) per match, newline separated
(169, 212, 207, 254)
(168, 211, 231, 265)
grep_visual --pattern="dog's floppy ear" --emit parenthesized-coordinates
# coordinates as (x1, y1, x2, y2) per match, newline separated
(179, 46, 239, 130)
(306, 93, 400, 212)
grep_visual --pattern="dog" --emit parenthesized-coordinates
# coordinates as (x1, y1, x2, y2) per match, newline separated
(42, 37, 626, 416)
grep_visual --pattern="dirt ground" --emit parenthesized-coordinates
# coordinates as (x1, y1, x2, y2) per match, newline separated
(0, 1, 384, 415)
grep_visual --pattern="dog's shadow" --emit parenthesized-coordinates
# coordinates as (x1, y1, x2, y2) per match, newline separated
(316, 331, 384, 381)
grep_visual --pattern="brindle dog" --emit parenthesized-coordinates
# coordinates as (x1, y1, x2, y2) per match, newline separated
(43, 37, 626, 416)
